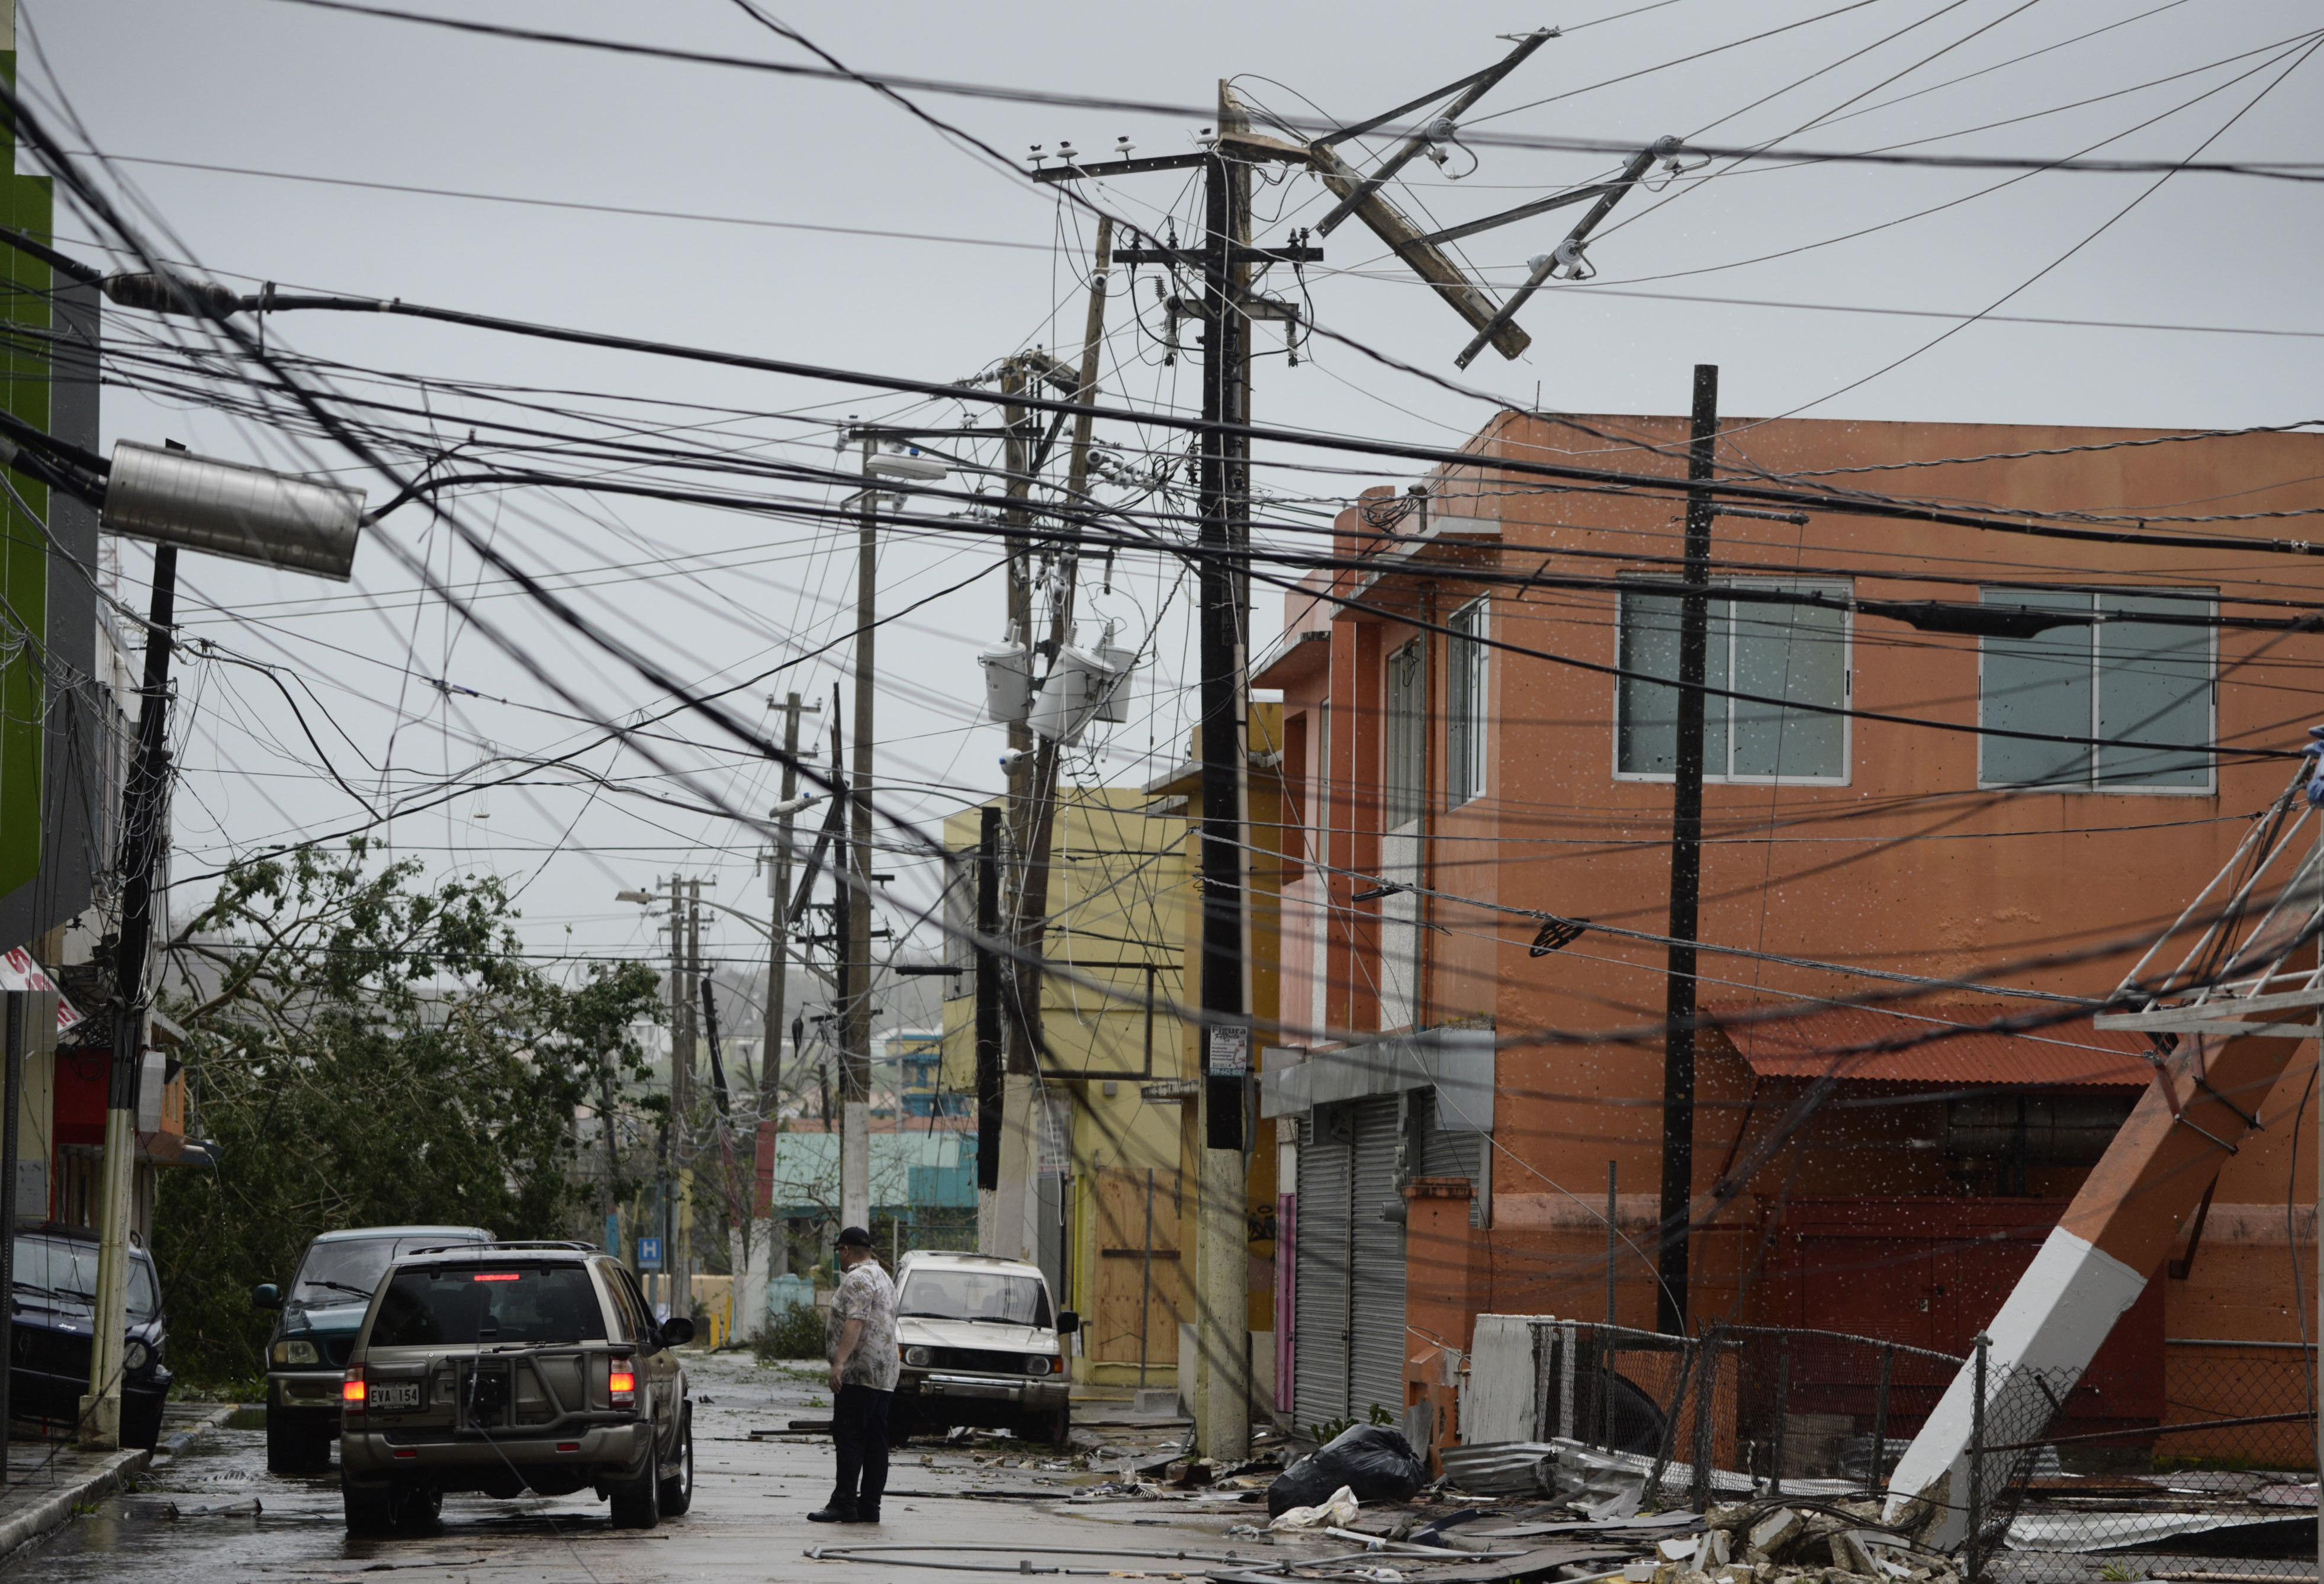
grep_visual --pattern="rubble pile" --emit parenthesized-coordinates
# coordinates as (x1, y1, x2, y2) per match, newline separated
(1682, 1499, 1962, 1584)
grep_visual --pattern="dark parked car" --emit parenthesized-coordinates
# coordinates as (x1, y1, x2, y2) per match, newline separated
(338, 1241, 693, 1533)
(253, 1225, 491, 1473)
(9, 1222, 171, 1448)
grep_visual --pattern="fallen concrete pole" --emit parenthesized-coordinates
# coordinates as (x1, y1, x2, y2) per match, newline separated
(1883, 1026, 2305, 1548)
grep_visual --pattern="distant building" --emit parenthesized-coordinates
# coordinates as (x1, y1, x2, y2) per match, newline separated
(885, 1028, 963, 1119)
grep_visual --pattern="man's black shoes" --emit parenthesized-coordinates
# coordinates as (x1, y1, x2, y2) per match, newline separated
(806, 1502, 858, 1524)
(849, 1508, 881, 1524)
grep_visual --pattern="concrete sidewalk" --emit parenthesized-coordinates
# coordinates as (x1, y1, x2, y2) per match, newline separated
(0, 1401, 238, 1568)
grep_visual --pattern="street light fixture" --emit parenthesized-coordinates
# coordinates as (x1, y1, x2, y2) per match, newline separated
(41, 428, 369, 1451)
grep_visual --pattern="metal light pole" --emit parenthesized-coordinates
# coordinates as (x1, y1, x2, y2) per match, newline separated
(73, 438, 362, 1448)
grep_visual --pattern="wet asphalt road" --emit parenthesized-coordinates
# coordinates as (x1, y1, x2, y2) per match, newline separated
(8, 1352, 1259, 1584)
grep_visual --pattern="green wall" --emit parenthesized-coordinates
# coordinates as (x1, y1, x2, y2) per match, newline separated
(0, 50, 52, 907)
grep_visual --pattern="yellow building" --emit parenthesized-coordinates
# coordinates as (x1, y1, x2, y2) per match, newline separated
(941, 711, 1293, 1404)
(941, 786, 1190, 1390)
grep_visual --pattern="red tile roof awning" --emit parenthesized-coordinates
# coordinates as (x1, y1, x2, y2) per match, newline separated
(1706, 1001, 2155, 1088)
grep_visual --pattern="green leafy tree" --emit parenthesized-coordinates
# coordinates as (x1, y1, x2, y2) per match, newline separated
(152, 839, 663, 1384)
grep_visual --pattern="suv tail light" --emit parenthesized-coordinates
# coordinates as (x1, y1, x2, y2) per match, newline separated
(609, 1364, 637, 1408)
(342, 1367, 365, 1414)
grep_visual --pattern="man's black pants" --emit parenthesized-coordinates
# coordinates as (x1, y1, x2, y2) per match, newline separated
(830, 1383, 892, 1515)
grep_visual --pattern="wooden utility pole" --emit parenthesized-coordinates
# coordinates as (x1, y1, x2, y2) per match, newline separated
(740, 690, 810, 1313)
(764, 693, 805, 1120)
(983, 223, 1118, 1275)
(1190, 85, 1254, 1463)
(1027, 110, 1326, 1464)
(975, 806, 1003, 1196)
(999, 358, 1036, 1079)
(1657, 364, 1719, 1336)
(682, 876, 703, 1304)
(1004, 218, 1115, 1081)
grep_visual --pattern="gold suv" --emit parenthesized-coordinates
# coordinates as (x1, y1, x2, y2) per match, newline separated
(337, 1242, 695, 1532)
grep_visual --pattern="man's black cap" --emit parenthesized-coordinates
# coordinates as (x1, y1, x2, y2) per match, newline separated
(835, 1225, 873, 1248)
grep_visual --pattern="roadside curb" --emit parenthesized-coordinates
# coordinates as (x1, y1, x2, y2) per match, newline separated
(0, 1402, 238, 1569)
(156, 1402, 240, 1459)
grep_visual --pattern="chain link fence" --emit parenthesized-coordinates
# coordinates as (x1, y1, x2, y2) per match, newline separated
(1460, 1319, 2317, 1580)
(1972, 1343, 2316, 1583)
(1502, 1321, 1963, 1505)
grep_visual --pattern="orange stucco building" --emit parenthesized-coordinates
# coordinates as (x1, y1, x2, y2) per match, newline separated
(1254, 409, 2322, 1453)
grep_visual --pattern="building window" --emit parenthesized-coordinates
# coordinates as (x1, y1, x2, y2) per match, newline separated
(1447, 599, 1488, 809)
(1385, 639, 1425, 829)
(1979, 589, 2214, 792)
(1616, 581, 1850, 782)
(1313, 697, 1331, 865)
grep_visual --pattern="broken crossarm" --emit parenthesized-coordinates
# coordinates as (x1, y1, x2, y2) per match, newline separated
(1453, 138, 1679, 370)
(1310, 28, 1560, 238)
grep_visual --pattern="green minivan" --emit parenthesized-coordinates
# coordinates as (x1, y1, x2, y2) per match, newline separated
(253, 1226, 491, 1473)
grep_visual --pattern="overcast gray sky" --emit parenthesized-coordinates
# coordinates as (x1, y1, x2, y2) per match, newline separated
(27, 0, 2321, 992)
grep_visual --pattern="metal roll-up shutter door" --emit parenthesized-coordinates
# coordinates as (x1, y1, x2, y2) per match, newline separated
(1294, 1108, 1352, 1431)
(1419, 1098, 1483, 1227)
(1346, 1094, 1407, 1421)
(1419, 1127, 1478, 1181)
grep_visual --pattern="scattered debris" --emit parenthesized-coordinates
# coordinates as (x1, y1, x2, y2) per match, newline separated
(1269, 1425, 1428, 1516)
(1269, 1483, 1361, 1531)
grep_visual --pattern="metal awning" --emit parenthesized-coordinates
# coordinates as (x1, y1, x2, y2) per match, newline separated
(1705, 1001, 2153, 1088)
(0, 946, 84, 1032)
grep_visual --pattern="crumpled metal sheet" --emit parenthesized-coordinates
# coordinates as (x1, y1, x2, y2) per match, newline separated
(1438, 1442, 1555, 1496)
(2005, 1508, 2302, 1552)
(1439, 1440, 1656, 1518)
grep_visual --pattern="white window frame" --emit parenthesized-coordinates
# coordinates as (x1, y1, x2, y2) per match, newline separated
(1975, 587, 2217, 796)
(1612, 579, 1854, 787)
(1446, 598, 1489, 810)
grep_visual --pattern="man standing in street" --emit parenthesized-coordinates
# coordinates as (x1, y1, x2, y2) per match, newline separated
(808, 1225, 898, 1524)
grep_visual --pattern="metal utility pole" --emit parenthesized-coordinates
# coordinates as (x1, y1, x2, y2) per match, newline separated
(842, 445, 877, 1238)
(1656, 364, 1719, 1337)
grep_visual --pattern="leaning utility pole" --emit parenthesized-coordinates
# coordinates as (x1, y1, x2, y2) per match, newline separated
(1007, 219, 1113, 1039)
(989, 221, 1116, 1271)
(763, 693, 808, 1120)
(985, 356, 1040, 1261)
(1657, 364, 1719, 1336)
(81, 541, 176, 1450)
(73, 433, 364, 1445)
(998, 355, 1036, 1079)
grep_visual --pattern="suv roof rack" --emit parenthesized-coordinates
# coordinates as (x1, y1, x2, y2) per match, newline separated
(403, 1240, 597, 1257)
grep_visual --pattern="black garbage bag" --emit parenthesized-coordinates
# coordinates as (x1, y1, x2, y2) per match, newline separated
(1266, 1424, 1428, 1517)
